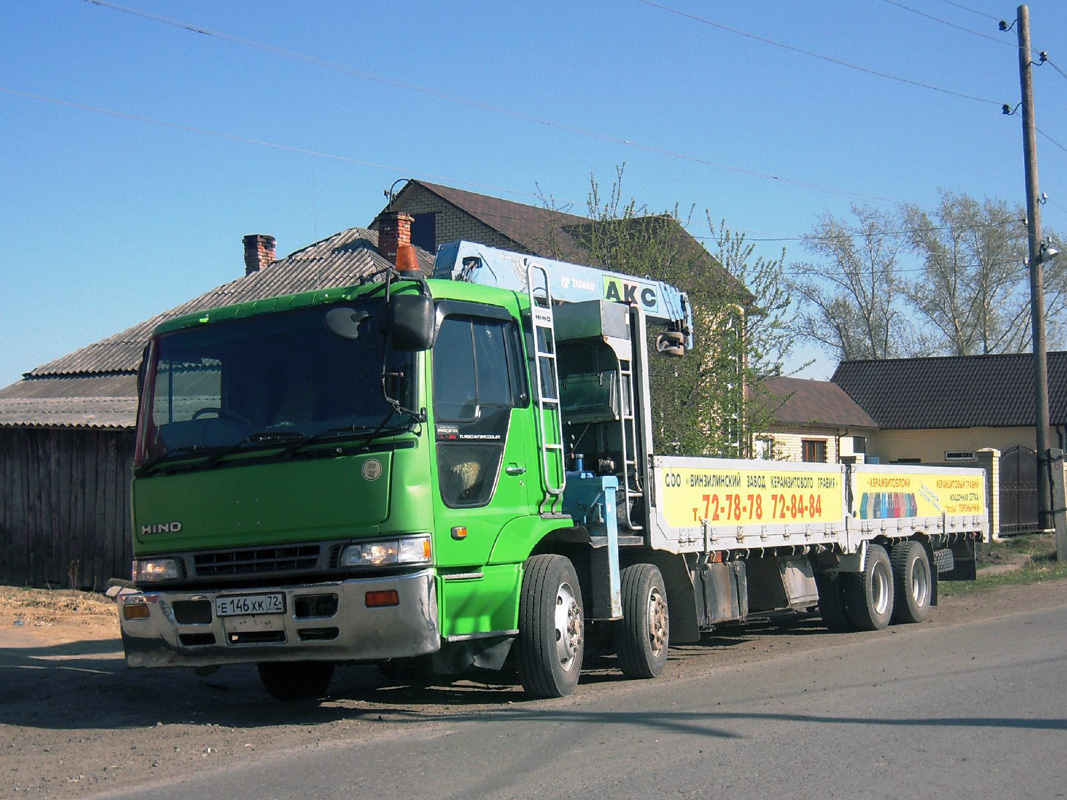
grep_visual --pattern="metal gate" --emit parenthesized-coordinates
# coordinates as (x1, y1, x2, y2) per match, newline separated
(1000, 445, 1040, 535)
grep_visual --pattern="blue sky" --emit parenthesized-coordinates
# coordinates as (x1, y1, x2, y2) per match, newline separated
(2, 0, 1066, 389)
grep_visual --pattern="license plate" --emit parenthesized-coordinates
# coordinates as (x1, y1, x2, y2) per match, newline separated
(215, 593, 285, 617)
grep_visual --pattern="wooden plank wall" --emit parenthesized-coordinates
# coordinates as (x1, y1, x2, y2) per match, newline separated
(0, 427, 134, 589)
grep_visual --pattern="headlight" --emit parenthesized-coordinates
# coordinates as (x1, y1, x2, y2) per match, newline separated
(340, 535, 432, 567)
(132, 558, 181, 582)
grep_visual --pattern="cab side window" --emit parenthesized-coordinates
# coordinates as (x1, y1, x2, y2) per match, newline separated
(433, 315, 522, 507)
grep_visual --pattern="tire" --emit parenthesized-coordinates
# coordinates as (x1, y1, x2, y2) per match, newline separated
(257, 660, 335, 701)
(890, 539, 932, 624)
(815, 571, 852, 632)
(615, 564, 670, 679)
(516, 554, 585, 698)
(844, 544, 894, 631)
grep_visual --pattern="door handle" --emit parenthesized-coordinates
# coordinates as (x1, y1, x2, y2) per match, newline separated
(505, 465, 527, 476)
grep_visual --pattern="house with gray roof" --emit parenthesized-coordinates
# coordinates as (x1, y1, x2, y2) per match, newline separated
(759, 376, 878, 463)
(832, 354, 1067, 463)
(832, 353, 1067, 534)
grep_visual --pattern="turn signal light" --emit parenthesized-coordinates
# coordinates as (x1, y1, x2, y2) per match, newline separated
(123, 603, 151, 620)
(365, 590, 400, 608)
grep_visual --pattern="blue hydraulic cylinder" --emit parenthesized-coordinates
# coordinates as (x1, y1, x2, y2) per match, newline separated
(561, 469, 622, 619)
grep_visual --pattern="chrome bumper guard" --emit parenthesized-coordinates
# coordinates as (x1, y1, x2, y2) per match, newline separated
(117, 570, 439, 668)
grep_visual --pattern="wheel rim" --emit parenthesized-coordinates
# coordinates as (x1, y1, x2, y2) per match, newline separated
(871, 561, 891, 615)
(646, 586, 669, 657)
(910, 555, 930, 607)
(554, 580, 583, 671)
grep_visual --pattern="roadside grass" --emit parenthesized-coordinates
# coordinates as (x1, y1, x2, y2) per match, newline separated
(939, 532, 1067, 596)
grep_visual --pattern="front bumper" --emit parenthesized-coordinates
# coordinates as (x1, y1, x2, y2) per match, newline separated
(117, 569, 439, 668)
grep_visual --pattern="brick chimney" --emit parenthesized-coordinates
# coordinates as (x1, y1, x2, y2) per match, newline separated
(243, 234, 276, 275)
(375, 212, 413, 264)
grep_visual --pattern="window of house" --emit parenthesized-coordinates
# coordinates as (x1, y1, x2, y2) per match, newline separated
(945, 451, 975, 461)
(753, 438, 774, 460)
(412, 213, 437, 253)
(802, 439, 827, 463)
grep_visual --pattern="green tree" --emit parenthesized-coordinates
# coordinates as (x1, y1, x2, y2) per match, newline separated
(570, 169, 792, 457)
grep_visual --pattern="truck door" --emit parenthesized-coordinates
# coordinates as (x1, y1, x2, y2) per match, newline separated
(431, 306, 535, 570)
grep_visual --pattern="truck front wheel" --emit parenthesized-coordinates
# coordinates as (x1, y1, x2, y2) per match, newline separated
(615, 563, 670, 679)
(516, 554, 585, 698)
(257, 660, 335, 701)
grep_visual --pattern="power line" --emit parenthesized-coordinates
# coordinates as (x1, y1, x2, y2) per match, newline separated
(1038, 127, 1067, 155)
(635, 0, 1003, 106)
(880, 0, 1012, 47)
(0, 86, 548, 203)
(84, 0, 896, 206)
(935, 0, 1001, 23)
(1045, 57, 1067, 83)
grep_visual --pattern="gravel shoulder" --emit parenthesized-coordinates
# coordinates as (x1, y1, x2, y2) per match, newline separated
(2, 578, 1065, 799)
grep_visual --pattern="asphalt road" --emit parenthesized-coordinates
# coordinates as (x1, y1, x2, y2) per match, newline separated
(84, 601, 1067, 800)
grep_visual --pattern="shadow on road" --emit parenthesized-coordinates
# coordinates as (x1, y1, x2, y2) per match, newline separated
(9, 609, 1060, 738)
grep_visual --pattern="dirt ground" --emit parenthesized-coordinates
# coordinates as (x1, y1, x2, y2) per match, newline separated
(2, 570, 1065, 799)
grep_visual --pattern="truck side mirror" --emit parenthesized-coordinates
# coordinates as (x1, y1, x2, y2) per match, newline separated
(389, 295, 435, 351)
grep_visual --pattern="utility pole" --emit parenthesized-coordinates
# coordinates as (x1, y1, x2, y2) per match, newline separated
(1015, 4, 1052, 531)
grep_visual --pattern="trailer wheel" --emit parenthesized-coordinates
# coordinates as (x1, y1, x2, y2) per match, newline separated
(890, 540, 932, 624)
(815, 571, 852, 632)
(516, 554, 585, 698)
(615, 564, 670, 679)
(257, 660, 335, 701)
(844, 544, 894, 631)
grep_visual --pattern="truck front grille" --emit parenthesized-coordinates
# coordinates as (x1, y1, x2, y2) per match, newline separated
(194, 545, 321, 577)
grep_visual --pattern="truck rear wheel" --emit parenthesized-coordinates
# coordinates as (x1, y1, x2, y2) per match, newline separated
(615, 563, 670, 679)
(844, 544, 894, 631)
(516, 554, 585, 698)
(257, 660, 335, 701)
(815, 571, 852, 632)
(890, 540, 932, 624)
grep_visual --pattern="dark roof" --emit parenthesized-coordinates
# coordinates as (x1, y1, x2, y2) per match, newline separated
(762, 377, 878, 429)
(832, 352, 1067, 429)
(400, 181, 591, 260)
(1, 227, 432, 428)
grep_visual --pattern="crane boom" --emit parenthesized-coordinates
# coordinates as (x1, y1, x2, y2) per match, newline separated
(433, 240, 693, 347)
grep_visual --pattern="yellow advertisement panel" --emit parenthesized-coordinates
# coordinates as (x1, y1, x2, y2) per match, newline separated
(658, 464, 844, 529)
(855, 470, 985, 519)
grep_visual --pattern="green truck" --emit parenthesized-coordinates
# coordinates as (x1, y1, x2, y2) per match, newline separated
(116, 239, 985, 700)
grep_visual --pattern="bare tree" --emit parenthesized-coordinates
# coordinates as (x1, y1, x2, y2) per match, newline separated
(901, 191, 1033, 355)
(789, 205, 914, 361)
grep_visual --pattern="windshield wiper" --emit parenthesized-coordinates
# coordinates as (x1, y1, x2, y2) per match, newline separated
(196, 430, 311, 469)
(137, 446, 212, 475)
(142, 431, 308, 475)
(279, 412, 408, 459)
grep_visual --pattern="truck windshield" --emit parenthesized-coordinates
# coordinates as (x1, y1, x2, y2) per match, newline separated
(136, 300, 414, 465)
